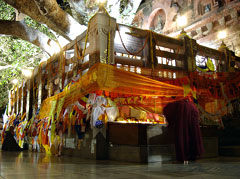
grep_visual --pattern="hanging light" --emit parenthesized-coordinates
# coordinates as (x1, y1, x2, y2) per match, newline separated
(177, 15, 187, 28)
(97, 0, 106, 5)
(22, 68, 33, 78)
(97, 0, 107, 13)
(218, 30, 227, 40)
(218, 30, 228, 49)
(12, 79, 19, 85)
(176, 15, 188, 38)
(48, 39, 61, 54)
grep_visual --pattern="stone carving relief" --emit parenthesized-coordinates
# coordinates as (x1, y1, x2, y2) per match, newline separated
(88, 25, 116, 65)
(89, 26, 116, 38)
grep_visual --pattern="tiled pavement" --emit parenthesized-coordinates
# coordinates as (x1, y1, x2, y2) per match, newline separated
(0, 151, 240, 179)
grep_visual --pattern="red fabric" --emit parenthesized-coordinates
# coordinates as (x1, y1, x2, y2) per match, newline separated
(78, 99, 86, 108)
(163, 100, 204, 162)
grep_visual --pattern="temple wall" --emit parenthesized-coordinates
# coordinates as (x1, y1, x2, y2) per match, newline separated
(133, 0, 240, 56)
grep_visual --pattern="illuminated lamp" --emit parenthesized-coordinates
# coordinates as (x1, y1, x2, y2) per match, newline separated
(176, 15, 188, 39)
(218, 30, 227, 49)
(97, 0, 106, 5)
(12, 79, 19, 85)
(218, 30, 227, 40)
(177, 15, 187, 28)
(22, 68, 33, 78)
(48, 39, 61, 54)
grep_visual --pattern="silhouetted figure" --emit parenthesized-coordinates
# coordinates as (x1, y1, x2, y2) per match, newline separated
(2, 126, 22, 151)
(163, 100, 204, 163)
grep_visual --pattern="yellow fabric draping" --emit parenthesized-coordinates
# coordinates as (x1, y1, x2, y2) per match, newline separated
(38, 63, 188, 119)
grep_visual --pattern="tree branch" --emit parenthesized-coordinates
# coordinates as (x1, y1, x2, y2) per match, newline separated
(3, 0, 86, 40)
(0, 20, 59, 55)
(0, 61, 9, 65)
(0, 65, 13, 71)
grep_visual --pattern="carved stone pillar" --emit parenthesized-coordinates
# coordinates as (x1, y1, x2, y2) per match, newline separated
(85, 9, 117, 160)
(88, 9, 116, 67)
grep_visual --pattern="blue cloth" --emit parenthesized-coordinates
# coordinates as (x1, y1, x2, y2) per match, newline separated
(95, 120, 104, 129)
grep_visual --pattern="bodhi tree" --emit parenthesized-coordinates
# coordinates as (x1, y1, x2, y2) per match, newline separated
(0, 1, 46, 110)
(0, 0, 142, 111)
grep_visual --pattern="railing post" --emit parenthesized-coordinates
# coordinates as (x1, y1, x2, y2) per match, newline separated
(47, 62, 54, 98)
(218, 42, 236, 72)
(13, 89, 16, 115)
(88, 8, 116, 67)
(20, 83, 24, 115)
(79, 7, 117, 160)
(32, 69, 37, 116)
(59, 52, 64, 91)
(26, 79, 30, 120)
(12, 89, 15, 115)
(8, 90, 12, 116)
(149, 31, 157, 77)
(16, 87, 20, 114)
(36, 66, 43, 110)
(178, 30, 196, 72)
(143, 33, 150, 68)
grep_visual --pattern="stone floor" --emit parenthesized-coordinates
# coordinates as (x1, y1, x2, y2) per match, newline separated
(0, 151, 240, 179)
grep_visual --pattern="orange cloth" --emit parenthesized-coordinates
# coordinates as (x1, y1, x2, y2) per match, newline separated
(39, 63, 187, 119)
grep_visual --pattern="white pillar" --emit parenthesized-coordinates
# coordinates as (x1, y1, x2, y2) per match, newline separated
(88, 9, 116, 66)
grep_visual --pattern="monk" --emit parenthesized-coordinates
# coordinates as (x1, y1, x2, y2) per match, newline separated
(163, 99, 204, 163)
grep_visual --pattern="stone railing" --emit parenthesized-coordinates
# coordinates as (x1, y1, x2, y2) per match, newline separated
(8, 9, 240, 119)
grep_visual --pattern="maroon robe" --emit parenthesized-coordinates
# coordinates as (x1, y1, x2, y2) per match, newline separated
(163, 100, 204, 162)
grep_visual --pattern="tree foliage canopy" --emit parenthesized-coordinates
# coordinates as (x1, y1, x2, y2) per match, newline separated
(0, 0, 48, 109)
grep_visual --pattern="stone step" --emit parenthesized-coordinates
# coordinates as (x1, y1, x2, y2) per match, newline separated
(219, 146, 240, 157)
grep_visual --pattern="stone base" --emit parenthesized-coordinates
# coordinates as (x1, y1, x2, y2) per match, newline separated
(109, 136, 218, 163)
(109, 144, 175, 163)
(202, 137, 219, 158)
(219, 146, 240, 157)
(60, 123, 219, 163)
(62, 127, 108, 160)
(108, 123, 219, 163)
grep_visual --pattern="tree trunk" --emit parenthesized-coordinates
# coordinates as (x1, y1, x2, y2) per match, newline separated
(68, 0, 87, 25)
(3, 0, 86, 40)
(0, 20, 58, 56)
